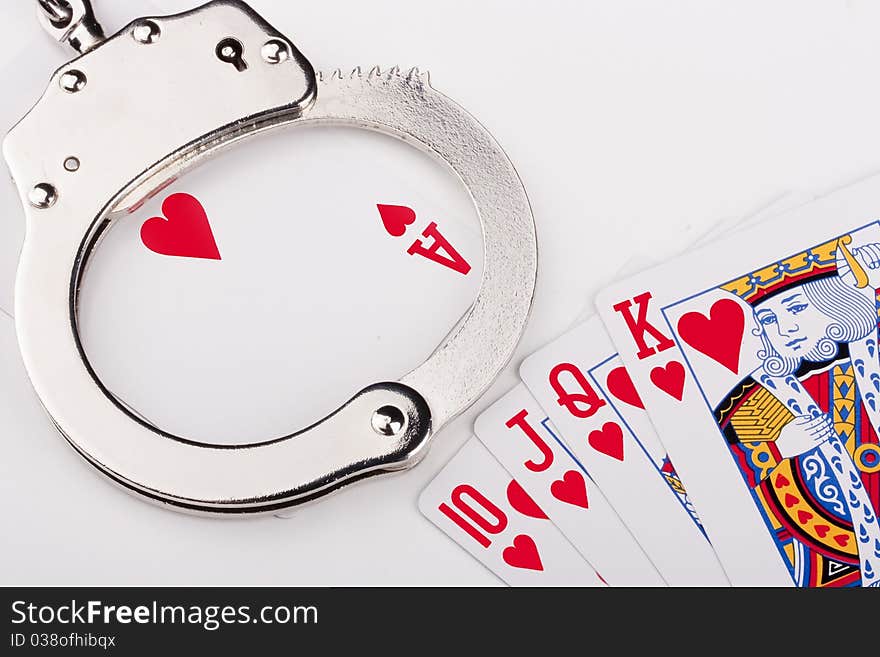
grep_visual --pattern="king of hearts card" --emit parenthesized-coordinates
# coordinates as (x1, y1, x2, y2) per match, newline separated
(599, 181, 880, 587)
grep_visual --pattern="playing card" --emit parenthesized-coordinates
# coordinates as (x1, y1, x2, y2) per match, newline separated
(597, 174, 880, 587)
(520, 316, 729, 585)
(586, 352, 703, 530)
(475, 383, 665, 586)
(64, 124, 482, 444)
(568, 192, 806, 328)
(419, 438, 606, 586)
(699, 192, 811, 247)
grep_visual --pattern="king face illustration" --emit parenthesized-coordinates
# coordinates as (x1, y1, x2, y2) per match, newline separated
(715, 233, 880, 587)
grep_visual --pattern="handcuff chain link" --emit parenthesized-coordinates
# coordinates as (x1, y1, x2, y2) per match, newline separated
(37, 0, 74, 27)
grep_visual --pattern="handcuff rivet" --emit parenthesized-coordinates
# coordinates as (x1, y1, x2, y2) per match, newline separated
(59, 70, 86, 93)
(371, 406, 406, 437)
(28, 183, 58, 209)
(261, 39, 289, 64)
(63, 157, 80, 172)
(131, 20, 161, 45)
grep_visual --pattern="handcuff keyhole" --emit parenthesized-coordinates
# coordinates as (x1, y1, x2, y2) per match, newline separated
(216, 37, 247, 72)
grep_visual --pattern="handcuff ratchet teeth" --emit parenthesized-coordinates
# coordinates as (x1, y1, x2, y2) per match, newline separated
(4, 0, 537, 514)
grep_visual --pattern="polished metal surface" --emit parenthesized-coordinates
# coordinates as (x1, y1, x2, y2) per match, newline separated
(371, 405, 407, 437)
(37, 0, 73, 27)
(261, 38, 290, 64)
(27, 182, 58, 209)
(5, 1, 537, 514)
(130, 19, 161, 45)
(58, 69, 87, 92)
(302, 67, 538, 431)
(37, 0, 106, 54)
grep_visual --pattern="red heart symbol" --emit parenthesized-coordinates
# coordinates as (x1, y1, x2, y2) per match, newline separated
(797, 510, 813, 524)
(677, 299, 745, 374)
(588, 422, 624, 462)
(605, 366, 645, 409)
(833, 533, 850, 547)
(774, 474, 790, 489)
(550, 470, 589, 509)
(376, 203, 416, 237)
(502, 534, 544, 572)
(815, 524, 830, 538)
(784, 493, 799, 508)
(140, 193, 221, 260)
(650, 361, 685, 401)
(506, 480, 548, 520)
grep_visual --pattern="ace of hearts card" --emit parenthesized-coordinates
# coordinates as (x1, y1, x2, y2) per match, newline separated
(597, 175, 880, 587)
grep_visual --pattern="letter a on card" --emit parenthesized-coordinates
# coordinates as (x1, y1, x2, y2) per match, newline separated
(407, 221, 471, 275)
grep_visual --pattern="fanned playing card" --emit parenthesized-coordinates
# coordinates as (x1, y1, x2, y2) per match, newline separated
(419, 438, 606, 587)
(520, 316, 728, 585)
(475, 383, 665, 586)
(597, 174, 880, 587)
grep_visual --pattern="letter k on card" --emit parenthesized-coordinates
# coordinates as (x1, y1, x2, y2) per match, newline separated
(609, 291, 685, 401)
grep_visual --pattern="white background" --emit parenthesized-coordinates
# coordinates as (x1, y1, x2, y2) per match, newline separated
(4, 0, 880, 585)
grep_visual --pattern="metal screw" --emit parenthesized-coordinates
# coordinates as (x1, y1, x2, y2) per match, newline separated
(63, 157, 80, 172)
(371, 405, 406, 436)
(59, 70, 86, 93)
(261, 39, 290, 64)
(28, 183, 58, 209)
(131, 20, 161, 44)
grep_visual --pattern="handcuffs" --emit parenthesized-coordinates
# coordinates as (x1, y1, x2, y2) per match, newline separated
(3, 0, 537, 514)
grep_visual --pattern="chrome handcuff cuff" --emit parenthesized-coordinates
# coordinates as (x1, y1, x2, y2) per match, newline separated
(3, 0, 537, 514)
